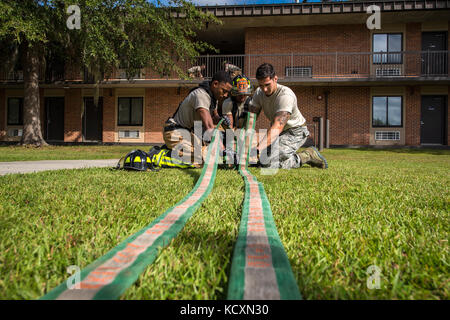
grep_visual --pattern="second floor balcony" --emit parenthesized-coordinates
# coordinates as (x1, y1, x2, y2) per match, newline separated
(1, 51, 449, 85)
(185, 51, 449, 82)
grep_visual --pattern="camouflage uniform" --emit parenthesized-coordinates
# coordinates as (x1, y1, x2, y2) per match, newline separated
(260, 126, 310, 169)
(251, 84, 311, 170)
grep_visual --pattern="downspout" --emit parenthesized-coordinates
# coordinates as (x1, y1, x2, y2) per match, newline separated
(324, 90, 330, 148)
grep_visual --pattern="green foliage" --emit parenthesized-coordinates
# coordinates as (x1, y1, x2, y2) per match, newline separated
(0, 1, 50, 44)
(0, 0, 218, 79)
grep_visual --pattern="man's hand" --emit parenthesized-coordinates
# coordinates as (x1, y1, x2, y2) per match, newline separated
(222, 148, 240, 166)
(257, 111, 291, 151)
(197, 108, 224, 148)
(248, 104, 261, 114)
(221, 115, 231, 128)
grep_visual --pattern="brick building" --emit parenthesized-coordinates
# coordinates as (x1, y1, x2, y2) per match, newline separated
(1, 0, 449, 146)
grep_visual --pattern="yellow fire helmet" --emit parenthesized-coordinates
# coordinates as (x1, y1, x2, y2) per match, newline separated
(122, 149, 150, 171)
(231, 74, 253, 96)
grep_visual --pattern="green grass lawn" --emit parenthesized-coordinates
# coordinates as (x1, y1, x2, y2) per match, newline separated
(0, 145, 142, 162)
(0, 148, 448, 299)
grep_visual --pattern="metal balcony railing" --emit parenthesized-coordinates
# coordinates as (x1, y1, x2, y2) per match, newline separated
(0, 70, 24, 82)
(0, 66, 65, 82)
(42, 68, 65, 83)
(0, 51, 448, 83)
(188, 51, 449, 80)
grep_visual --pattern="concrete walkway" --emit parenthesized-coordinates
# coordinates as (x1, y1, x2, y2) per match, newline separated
(0, 159, 120, 176)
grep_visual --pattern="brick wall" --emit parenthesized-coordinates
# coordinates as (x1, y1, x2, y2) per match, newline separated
(249, 86, 371, 146)
(294, 86, 370, 146)
(246, 25, 370, 55)
(142, 85, 432, 147)
(86, 87, 270, 144)
(64, 89, 82, 142)
(145, 87, 190, 143)
(0, 89, 5, 139)
(103, 90, 115, 143)
(55, 84, 436, 147)
(0, 84, 431, 146)
(328, 87, 371, 145)
(405, 23, 421, 76)
(245, 25, 371, 78)
(405, 86, 421, 145)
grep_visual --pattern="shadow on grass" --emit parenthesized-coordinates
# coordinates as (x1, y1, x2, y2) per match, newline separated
(179, 167, 238, 188)
(180, 168, 201, 186)
(176, 223, 237, 300)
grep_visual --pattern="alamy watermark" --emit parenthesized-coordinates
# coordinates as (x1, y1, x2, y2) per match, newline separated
(366, 5, 381, 30)
(171, 121, 280, 175)
(66, 5, 81, 30)
(66, 265, 81, 289)
(366, 265, 382, 290)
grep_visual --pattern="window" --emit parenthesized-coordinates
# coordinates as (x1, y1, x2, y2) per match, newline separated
(7, 98, 23, 125)
(118, 97, 143, 126)
(372, 96, 402, 127)
(373, 33, 403, 64)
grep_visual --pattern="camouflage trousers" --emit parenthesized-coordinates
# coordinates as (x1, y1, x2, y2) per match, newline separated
(163, 126, 208, 168)
(260, 126, 310, 169)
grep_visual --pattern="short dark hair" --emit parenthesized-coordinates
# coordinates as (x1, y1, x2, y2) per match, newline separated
(211, 70, 232, 84)
(255, 63, 276, 80)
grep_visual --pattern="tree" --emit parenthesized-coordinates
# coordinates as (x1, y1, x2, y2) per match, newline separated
(0, 0, 217, 146)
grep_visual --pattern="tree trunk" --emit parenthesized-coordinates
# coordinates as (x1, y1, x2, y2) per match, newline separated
(21, 42, 48, 147)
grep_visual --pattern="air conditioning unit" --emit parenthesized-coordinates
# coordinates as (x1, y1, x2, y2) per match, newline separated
(375, 131, 400, 141)
(8, 129, 23, 137)
(375, 68, 401, 77)
(118, 130, 140, 138)
(286, 66, 312, 78)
